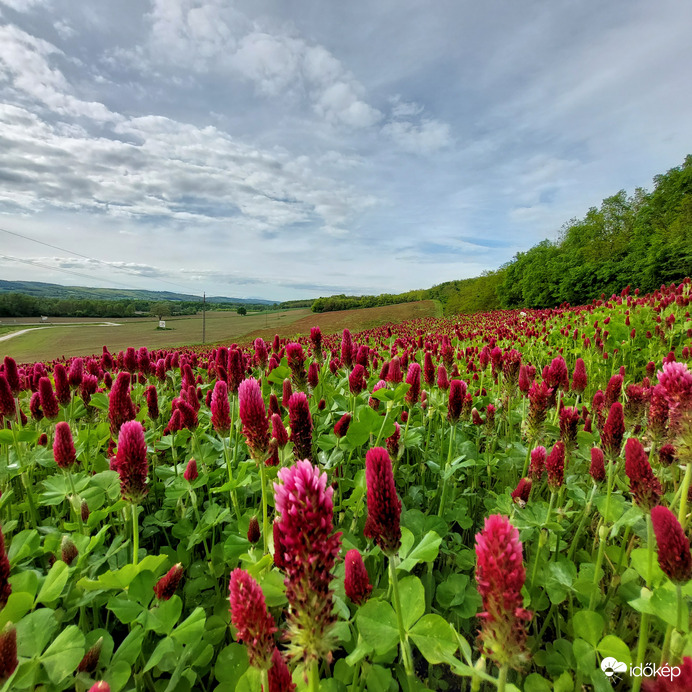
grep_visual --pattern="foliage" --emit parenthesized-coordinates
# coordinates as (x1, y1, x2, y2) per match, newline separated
(498, 154, 692, 308)
(0, 279, 691, 690)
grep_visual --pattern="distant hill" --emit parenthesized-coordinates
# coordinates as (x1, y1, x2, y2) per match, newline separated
(0, 280, 276, 305)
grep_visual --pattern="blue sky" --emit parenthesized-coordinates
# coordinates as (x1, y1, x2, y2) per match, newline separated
(0, 0, 690, 300)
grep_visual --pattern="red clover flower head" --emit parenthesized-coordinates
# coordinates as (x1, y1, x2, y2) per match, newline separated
(559, 406, 580, 452)
(650, 505, 692, 584)
(273, 460, 342, 665)
(282, 379, 293, 408)
(268, 647, 296, 692)
(659, 444, 677, 467)
(288, 392, 313, 461)
(511, 478, 532, 506)
(310, 326, 323, 362)
(271, 413, 289, 447)
(254, 338, 269, 370)
(642, 656, 692, 692)
(364, 447, 402, 554)
(53, 421, 77, 469)
(2, 357, 20, 396)
(0, 376, 15, 422)
(604, 373, 623, 409)
(238, 378, 270, 460)
(529, 446, 546, 480)
(334, 412, 352, 438)
(344, 549, 372, 604)
(386, 357, 402, 384)
(39, 377, 60, 419)
(53, 363, 71, 405)
(589, 447, 606, 482)
(228, 568, 277, 669)
(211, 380, 232, 434)
(648, 384, 669, 441)
(423, 352, 435, 386)
(29, 392, 43, 421)
(436, 364, 449, 390)
(183, 458, 198, 482)
(0, 624, 18, 683)
(308, 361, 319, 389)
(625, 437, 662, 511)
(474, 514, 532, 669)
(144, 385, 159, 421)
(108, 372, 136, 435)
(0, 526, 11, 609)
(545, 441, 565, 490)
(601, 402, 625, 460)
(405, 362, 421, 405)
(348, 364, 367, 396)
(247, 516, 260, 544)
(526, 381, 551, 439)
(386, 422, 401, 461)
(115, 421, 148, 503)
(340, 329, 354, 368)
(286, 342, 308, 391)
(571, 358, 587, 394)
(155, 563, 184, 600)
(447, 379, 466, 423)
(67, 357, 83, 389)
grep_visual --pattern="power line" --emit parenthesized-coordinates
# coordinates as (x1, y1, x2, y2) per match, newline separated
(0, 225, 205, 297)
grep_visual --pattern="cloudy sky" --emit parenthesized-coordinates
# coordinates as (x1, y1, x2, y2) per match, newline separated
(0, 0, 690, 301)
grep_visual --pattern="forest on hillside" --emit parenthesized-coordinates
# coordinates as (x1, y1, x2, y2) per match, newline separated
(310, 154, 692, 315)
(497, 154, 692, 307)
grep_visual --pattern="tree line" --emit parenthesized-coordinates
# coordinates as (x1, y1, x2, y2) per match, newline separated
(309, 154, 691, 315)
(497, 154, 692, 308)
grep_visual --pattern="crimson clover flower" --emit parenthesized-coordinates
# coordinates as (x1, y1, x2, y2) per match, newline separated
(364, 447, 402, 555)
(273, 460, 341, 666)
(650, 505, 692, 584)
(238, 378, 270, 461)
(344, 549, 372, 605)
(474, 514, 532, 670)
(115, 420, 148, 503)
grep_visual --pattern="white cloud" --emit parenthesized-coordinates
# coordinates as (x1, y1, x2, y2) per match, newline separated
(382, 118, 452, 155)
(0, 0, 47, 11)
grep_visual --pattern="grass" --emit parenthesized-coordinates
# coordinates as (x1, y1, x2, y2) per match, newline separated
(3, 301, 439, 363)
(4, 309, 311, 363)
(241, 300, 440, 344)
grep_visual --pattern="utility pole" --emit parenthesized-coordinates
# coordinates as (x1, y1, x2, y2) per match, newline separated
(202, 292, 206, 344)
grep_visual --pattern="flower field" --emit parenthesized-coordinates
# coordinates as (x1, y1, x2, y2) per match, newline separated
(0, 281, 691, 692)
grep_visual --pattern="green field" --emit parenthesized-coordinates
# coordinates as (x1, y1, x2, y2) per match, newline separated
(0, 309, 311, 363)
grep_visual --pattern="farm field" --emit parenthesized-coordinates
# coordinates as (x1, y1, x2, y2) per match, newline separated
(0, 282, 691, 691)
(0, 309, 312, 364)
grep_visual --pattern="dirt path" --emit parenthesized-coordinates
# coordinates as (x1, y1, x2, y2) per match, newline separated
(0, 322, 121, 343)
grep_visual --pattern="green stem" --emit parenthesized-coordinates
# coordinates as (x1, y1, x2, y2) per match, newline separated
(632, 514, 656, 692)
(589, 458, 617, 609)
(389, 557, 416, 689)
(677, 459, 692, 529)
(530, 491, 555, 589)
(676, 583, 684, 635)
(11, 426, 39, 529)
(497, 664, 509, 692)
(567, 485, 596, 562)
(132, 503, 139, 566)
(437, 423, 457, 518)
(259, 460, 269, 555)
(308, 659, 320, 692)
(373, 406, 390, 448)
(222, 437, 241, 521)
(65, 470, 84, 533)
